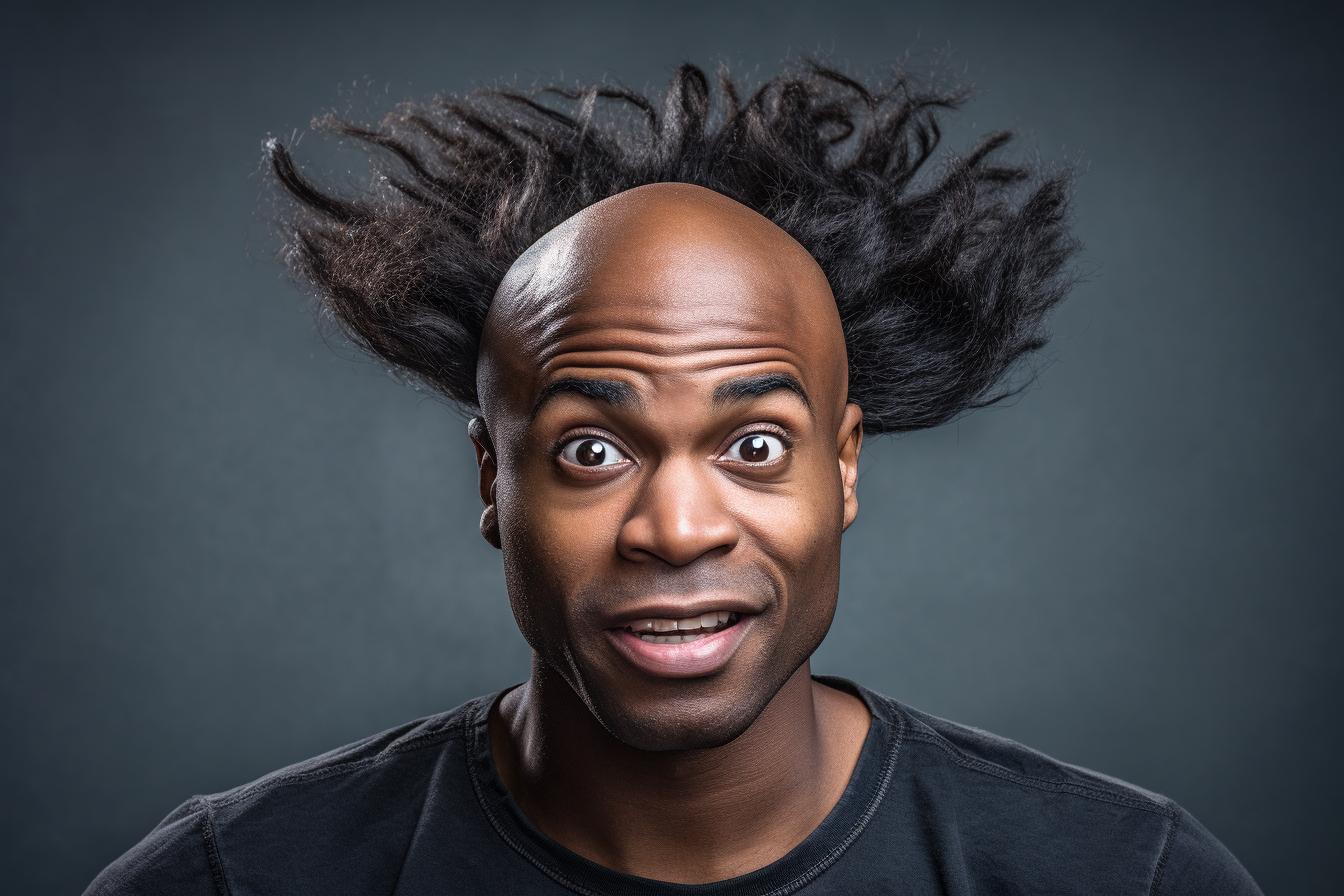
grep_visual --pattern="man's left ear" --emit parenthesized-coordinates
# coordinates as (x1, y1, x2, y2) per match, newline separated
(838, 403, 863, 532)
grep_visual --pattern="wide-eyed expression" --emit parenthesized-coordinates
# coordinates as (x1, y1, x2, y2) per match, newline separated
(475, 184, 862, 750)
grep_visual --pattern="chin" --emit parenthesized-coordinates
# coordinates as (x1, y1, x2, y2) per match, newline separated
(583, 681, 776, 753)
(602, 711, 756, 753)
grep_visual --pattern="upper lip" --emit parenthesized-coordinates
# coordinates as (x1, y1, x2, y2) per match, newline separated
(602, 597, 765, 630)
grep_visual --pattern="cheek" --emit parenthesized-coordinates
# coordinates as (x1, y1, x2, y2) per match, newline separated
(763, 450, 845, 557)
(494, 465, 561, 650)
(747, 455, 846, 619)
(494, 460, 621, 647)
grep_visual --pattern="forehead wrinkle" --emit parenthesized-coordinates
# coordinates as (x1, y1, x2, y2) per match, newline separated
(534, 353, 818, 434)
(535, 316, 812, 362)
(539, 344, 811, 387)
(556, 307, 795, 339)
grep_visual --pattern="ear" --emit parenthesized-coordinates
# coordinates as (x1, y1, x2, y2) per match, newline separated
(837, 403, 863, 532)
(468, 417, 502, 549)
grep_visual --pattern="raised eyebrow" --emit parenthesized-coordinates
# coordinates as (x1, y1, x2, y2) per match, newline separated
(530, 377, 640, 421)
(711, 374, 812, 413)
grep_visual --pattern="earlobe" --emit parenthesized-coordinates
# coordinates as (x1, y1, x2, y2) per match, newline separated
(468, 417, 502, 550)
(479, 505, 501, 550)
(838, 404, 863, 532)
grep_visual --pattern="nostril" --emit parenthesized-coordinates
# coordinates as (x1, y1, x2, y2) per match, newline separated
(615, 462, 740, 565)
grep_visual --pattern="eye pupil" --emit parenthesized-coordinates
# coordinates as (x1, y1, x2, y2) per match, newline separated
(575, 439, 607, 466)
(741, 435, 770, 462)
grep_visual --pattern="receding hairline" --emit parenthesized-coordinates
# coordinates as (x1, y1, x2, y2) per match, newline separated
(488, 183, 832, 315)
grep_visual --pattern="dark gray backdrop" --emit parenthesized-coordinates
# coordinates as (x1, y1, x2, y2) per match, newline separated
(3, 1, 1339, 892)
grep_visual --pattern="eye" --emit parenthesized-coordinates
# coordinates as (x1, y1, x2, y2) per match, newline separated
(559, 436, 628, 468)
(725, 433, 786, 464)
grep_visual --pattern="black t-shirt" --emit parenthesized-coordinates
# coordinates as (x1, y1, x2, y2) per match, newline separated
(85, 678, 1261, 895)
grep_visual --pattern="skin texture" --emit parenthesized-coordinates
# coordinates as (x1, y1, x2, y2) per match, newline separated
(472, 183, 870, 883)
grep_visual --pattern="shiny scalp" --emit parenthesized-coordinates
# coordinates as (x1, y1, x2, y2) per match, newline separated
(478, 183, 848, 419)
(268, 60, 1079, 433)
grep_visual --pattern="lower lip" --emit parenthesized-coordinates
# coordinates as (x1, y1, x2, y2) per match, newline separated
(606, 616, 755, 678)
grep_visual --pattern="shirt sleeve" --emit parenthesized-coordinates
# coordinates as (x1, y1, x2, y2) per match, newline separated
(83, 799, 224, 896)
(1150, 808, 1262, 896)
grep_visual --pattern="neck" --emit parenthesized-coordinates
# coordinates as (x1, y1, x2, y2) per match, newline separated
(489, 658, 870, 884)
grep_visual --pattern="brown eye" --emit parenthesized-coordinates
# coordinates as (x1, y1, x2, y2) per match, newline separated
(727, 433, 785, 464)
(560, 437, 627, 468)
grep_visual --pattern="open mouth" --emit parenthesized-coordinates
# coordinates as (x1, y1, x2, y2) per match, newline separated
(607, 609, 755, 678)
(621, 610, 741, 645)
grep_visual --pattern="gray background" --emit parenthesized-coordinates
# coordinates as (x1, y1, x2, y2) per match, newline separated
(3, 0, 1339, 892)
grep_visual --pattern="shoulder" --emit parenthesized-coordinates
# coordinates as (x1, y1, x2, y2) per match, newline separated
(838, 680, 1262, 895)
(1148, 807, 1263, 896)
(206, 693, 481, 823)
(85, 695, 493, 896)
(892, 694, 1178, 813)
(84, 800, 222, 896)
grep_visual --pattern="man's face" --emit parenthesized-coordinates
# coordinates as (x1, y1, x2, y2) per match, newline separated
(475, 184, 862, 751)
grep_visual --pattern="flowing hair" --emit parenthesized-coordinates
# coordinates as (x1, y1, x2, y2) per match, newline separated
(268, 61, 1078, 433)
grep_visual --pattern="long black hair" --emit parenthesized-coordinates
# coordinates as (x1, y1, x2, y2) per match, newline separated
(268, 61, 1078, 433)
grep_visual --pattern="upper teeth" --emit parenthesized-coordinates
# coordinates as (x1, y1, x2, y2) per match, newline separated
(623, 610, 738, 644)
(626, 610, 734, 633)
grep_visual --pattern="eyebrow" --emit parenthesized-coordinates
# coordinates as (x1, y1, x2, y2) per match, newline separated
(531, 377, 640, 420)
(712, 374, 812, 412)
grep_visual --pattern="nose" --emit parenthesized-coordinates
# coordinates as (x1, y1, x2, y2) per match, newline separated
(616, 456, 739, 566)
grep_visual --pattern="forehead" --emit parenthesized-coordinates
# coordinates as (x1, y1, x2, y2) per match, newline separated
(479, 184, 846, 414)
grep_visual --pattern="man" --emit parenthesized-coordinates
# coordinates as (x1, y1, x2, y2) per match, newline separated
(87, 63, 1261, 894)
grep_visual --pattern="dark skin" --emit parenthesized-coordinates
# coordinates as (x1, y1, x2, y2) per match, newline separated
(471, 183, 870, 884)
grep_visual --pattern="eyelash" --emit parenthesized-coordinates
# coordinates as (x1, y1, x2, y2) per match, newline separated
(720, 424, 792, 466)
(552, 429, 633, 471)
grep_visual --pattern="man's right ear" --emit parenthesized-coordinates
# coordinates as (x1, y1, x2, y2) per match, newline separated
(468, 417, 501, 549)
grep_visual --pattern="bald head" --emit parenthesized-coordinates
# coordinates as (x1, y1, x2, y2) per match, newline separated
(479, 183, 850, 427)
(490, 183, 833, 316)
